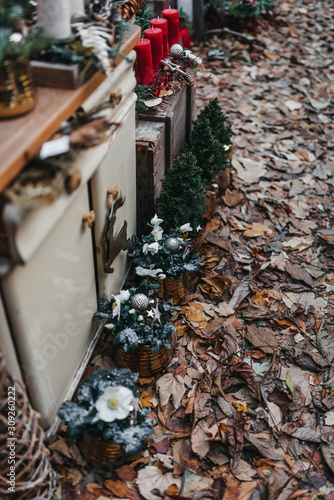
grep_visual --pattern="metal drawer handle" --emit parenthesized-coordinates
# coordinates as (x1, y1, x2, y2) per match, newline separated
(82, 210, 96, 228)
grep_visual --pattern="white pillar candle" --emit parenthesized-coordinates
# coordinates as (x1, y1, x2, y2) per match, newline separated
(37, 0, 72, 40)
(70, 0, 86, 20)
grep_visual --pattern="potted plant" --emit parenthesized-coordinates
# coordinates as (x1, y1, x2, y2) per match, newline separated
(0, 2, 52, 117)
(128, 214, 201, 303)
(94, 280, 176, 377)
(58, 368, 154, 463)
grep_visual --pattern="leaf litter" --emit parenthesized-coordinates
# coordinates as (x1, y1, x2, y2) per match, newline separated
(49, 0, 334, 498)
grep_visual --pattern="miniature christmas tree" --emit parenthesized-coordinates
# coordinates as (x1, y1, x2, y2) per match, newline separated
(190, 114, 226, 183)
(156, 147, 206, 230)
(197, 98, 232, 149)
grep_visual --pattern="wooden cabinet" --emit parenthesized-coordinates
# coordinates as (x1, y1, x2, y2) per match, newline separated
(0, 49, 139, 429)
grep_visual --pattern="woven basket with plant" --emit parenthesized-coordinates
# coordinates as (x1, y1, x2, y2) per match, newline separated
(94, 280, 176, 377)
(128, 215, 201, 302)
(58, 368, 154, 463)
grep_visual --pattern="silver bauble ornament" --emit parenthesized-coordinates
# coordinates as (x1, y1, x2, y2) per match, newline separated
(164, 237, 181, 253)
(131, 293, 149, 311)
(170, 44, 184, 58)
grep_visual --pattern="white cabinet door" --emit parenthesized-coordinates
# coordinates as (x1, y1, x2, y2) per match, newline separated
(92, 95, 137, 299)
(1, 184, 97, 428)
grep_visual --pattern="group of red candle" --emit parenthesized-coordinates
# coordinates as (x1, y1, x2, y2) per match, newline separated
(134, 8, 180, 86)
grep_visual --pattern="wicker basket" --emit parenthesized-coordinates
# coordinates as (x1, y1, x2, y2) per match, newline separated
(113, 343, 173, 378)
(79, 434, 127, 463)
(155, 271, 190, 303)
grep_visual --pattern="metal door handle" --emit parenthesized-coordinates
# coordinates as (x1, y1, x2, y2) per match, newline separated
(82, 210, 96, 228)
(109, 88, 122, 106)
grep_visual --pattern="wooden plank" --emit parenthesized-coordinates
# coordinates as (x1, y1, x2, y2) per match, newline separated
(0, 24, 141, 193)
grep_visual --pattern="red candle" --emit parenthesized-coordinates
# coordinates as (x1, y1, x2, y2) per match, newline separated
(162, 8, 179, 49)
(180, 27, 192, 49)
(150, 18, 169, 59)
(144, 27, 163, 72)
(133, 39, 153, 85)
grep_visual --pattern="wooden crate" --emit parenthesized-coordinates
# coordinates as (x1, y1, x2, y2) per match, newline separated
(136, 120, 166, 235)
(136, 83, 196, 235)
(137, 83, 195, 170)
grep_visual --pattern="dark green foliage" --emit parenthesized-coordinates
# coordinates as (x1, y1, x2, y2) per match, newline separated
(94, 280, 176, 353)
(190, 114, 226, 182)
(156, 149, 207, 230)
(197, 98, 232, 149)
(0, 0, 32, 29)
(134, 0, 155, 31)
(0, 28, 54, 63)
(58, 368, 154, 455)
(134, 85, 157, 112)
(210, 0, 274, 18)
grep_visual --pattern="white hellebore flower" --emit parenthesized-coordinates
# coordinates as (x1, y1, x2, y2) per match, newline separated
(179, 223, 193, 233)
(151, 225, 163, 241)
(95, 386, 133, 423)
(146, 242, 160, 255)
(135, 266, 164, 277)
(111, 289, 131, 319)
(151, 214, 163, 226)
(105, 323, 115, 330)
(142, 243, 149, 255)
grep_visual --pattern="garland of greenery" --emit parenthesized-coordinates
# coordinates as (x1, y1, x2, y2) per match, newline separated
(134, 0, 155, 32)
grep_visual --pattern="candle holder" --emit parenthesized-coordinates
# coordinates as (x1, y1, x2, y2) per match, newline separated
(0, 58, 36, 118)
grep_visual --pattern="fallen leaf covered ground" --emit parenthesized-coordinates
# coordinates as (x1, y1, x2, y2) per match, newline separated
(50, 0, 334, 498)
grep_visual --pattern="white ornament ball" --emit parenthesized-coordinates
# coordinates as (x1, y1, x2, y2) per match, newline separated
(131, 293, 149, 311)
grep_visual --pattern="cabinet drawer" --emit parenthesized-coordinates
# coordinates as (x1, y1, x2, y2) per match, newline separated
(1, 184, 97, 428)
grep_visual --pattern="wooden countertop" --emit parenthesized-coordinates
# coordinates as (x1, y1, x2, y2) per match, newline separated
(0, 24, 141, 193)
